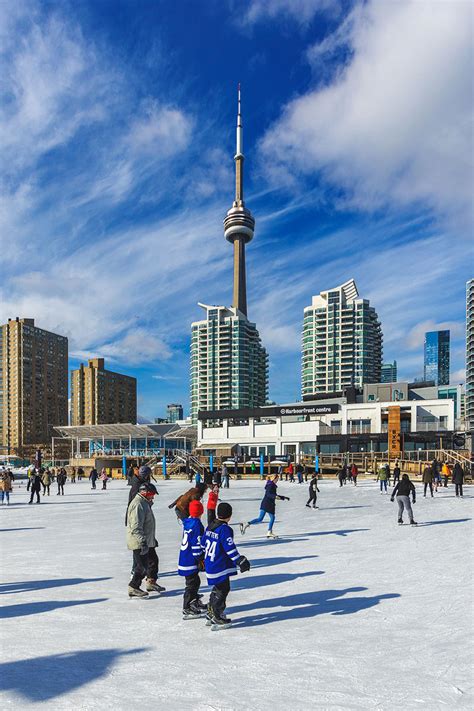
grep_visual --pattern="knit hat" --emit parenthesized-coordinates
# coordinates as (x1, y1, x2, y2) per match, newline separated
(217, 502, 232, 520)
(189, 500, 204, 518)
(139, 465, 152, 480)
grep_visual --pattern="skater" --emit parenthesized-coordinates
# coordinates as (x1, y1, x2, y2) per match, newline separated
(222, 464, 229, 489)
(70, 466, 76, 483)
(250, 460, 256, 475)
(207, 484, 219, 526)
(126, 482, 165, 598)
(442, 461, 451, 487)
(203, 502, 250, 629)
(77, 466, 84, 481)
(303, 463, 309, 483)
(195, 470, 202, 485)
(377, 464, 388, 493)
(391, 474, 417, 525)
(306, 474, 320, 508)
(169, 483, 207, 522)
(57, 468, 67, 495)
(452, 462, 464, 497)
(100, 468, 109, 490)
(422, 465, 434, 497)
(28, 469, 42, 504)
(213, 467, 222, 487)
(384, 463, 391, 487)
(296, 464, 303, 484)
(351, 463, 358, 486)
(41, 468, 51, 496)
(392, 463, 401, 485)
(240, 474, 289, 539)
(338, 466, 346, 487)
(178, 500, 207, 619)
(0, 468, 14, 505)
(288, 462, 295, 483)
(89, 467, 98, 489)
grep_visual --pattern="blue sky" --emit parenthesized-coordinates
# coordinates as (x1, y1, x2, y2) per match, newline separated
(1, 0, 472, 420)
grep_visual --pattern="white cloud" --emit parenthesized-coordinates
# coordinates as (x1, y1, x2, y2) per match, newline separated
(405, 320, 465, 350)
(242, 0, 339, 26)
(259, 0, 473, 229)
(450, 368, 465, 384)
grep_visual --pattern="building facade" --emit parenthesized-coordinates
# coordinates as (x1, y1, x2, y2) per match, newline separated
(302, 279, 382, 396)
(381, 361, 397, 383)
(167, 403, 183, 422)
(191, 305, 268, 422)
(190, 87, 268, 422)
(466, 279, 474, 431)
(0, 318, 68, 451)
(71, 358, 137, 426)
(424, 330, 450, 386)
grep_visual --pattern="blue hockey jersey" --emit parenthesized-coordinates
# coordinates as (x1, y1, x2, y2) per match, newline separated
(178, 517, 204, 576)
(203, 520, 241, 585)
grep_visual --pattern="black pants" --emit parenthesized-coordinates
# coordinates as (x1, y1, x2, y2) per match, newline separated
(455, 483, 463, 497)
(42, 485, 50, 495)
(102, 481, 107, 490)
(183, 572, 201, 609)
(129, 547, 159, 589)
(210, 578, 230, 619)
(393, 474, 400, 484)
(57, 483, 64, 495)
(91, 479, 97, 489)
(306, 492, 317, 507)
(424, 482, 433, 496)
(29, 490, 40, 503)
(207, 509, 216, 526)
(443, 476, 448, 487)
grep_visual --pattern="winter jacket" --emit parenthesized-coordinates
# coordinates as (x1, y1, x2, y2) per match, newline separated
(393, 466, 401, 478)
(57, 471, 67, 485)
(178, 516, 204, 576)
(378, 467, 388, 481)
(351, 465, 358, 477)
(89, 469, 98, 481)
(41, 471, 51, 485)
(422, 467, 433, 483)
(207, 490, 218, 511)
(174, 487, 204, 516)
(203, 518, 241, 585)
(441, 463, 451, 477)
(0, 471, 14, 492)
(126, 494, 157, 551)
(309, 477, 319, 494)
(30, 474, 42, 492)
(260, 480, 279, 514)
(392, 479, 416, 501)
(452, 463, 464, 484)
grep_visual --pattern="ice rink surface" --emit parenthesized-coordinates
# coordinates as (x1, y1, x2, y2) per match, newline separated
(0, 477, 472, 711)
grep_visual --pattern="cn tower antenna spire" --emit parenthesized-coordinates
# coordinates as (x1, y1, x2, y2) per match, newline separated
(236, 82, 243, 157)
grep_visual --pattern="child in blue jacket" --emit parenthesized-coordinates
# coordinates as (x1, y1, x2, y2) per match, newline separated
(203, 501, 250, 629)
(178, 500, 207, 619)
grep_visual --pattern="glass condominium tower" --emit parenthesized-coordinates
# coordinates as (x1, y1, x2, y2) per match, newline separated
(465, 279, 473, 431)
(190, 88, 268, 422)
(302, 279, 382, 396)
(424, 330, 450, 386)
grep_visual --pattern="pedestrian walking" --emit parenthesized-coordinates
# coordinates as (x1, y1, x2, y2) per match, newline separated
(126, 482, 165, 598)
(452, 463, 464, 497)
(422, 465, 434, 497)
(57, 468, 67, 495)
(28, 470, 42, 504)
(178, 500, 207, 619)
(306, 474, 320, 508)
(391, 474, 417, 525)
(203, 501, 250, 630)
(89, 468, 98, 489)
(207, 484, 219, 526)
(240, 474, 289, 539)
(41, 468, 51, 496)
(0, 469, 14, 505)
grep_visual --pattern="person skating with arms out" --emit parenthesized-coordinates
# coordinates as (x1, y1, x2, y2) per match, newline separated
(391, 474, 417, 525)
(240, 474, 289, 539)
(178, 500, 208, 619)
(203, 502, 250, 630)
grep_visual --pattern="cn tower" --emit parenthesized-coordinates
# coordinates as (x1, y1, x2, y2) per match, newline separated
(223, 85, 255, 317)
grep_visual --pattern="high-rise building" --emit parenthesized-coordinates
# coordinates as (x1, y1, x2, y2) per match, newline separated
(167, 403, 183, 422)
(190, 87, 268, 422)
(71, 358, 137, 426)
(466, 279, 474, 430)
(0, 318, 68, 452)
(424, 330, 450, 386)
(381, 360, 397, 383)
(302, 279, 382, 396)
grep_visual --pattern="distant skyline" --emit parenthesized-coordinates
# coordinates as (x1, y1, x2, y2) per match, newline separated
(1, 0, 472, 419)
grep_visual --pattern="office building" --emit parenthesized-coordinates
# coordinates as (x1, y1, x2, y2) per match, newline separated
(424, 330, 450, 386)
(190, 87, 268, 422)
(71, 358, 137, 426)
(0, 318, 68, 451)
(466, 279, 474, 430)
(167, 403, 183, 422)
(381, 361, 397, 383)
(302, 279, 382, 396)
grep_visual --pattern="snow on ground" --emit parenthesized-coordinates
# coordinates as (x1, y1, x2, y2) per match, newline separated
(0, 478, 472, 711)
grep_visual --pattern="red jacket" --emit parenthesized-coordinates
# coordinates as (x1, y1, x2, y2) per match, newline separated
(207, 491, 218, 510)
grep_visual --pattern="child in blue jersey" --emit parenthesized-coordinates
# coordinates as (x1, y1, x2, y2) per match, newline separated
(178, 500, 207, 619)
(203, 501, 250, 629)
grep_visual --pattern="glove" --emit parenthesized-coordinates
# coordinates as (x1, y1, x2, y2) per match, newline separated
(140, 545, 149, 556)
(412, 498, 416, 505)
(168, 503, 175, 509)
(237, 555, 250, 573)
(390, 497, 394, 502)
(283, 496, 290, 501)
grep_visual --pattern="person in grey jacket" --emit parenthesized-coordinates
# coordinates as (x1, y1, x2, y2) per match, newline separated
(126, 483, 165, 598)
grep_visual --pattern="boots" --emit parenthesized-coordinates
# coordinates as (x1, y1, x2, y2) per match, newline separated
(128, 586, 149, 598)
(146, 579, 166, 593)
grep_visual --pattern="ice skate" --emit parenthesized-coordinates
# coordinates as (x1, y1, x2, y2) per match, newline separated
(267, 530, 278, 539)
(182, 607, 202, 620)
(205, 604, 214, 627)
(410, 521, 418, 526)
(305, 503, 311, 508)
(210, 614, 232, 631)
(193, 598, 207, 612)
(240, 522, 250, 535)
(128, 586, 149, 598)
(398, 518, 403, 525)
(146, 580, 166, 593)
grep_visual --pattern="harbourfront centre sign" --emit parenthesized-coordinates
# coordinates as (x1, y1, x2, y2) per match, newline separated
(198, 404, 340, 420)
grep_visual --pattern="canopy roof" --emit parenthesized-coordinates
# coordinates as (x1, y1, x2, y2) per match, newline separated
(54, 423, 179, 440)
